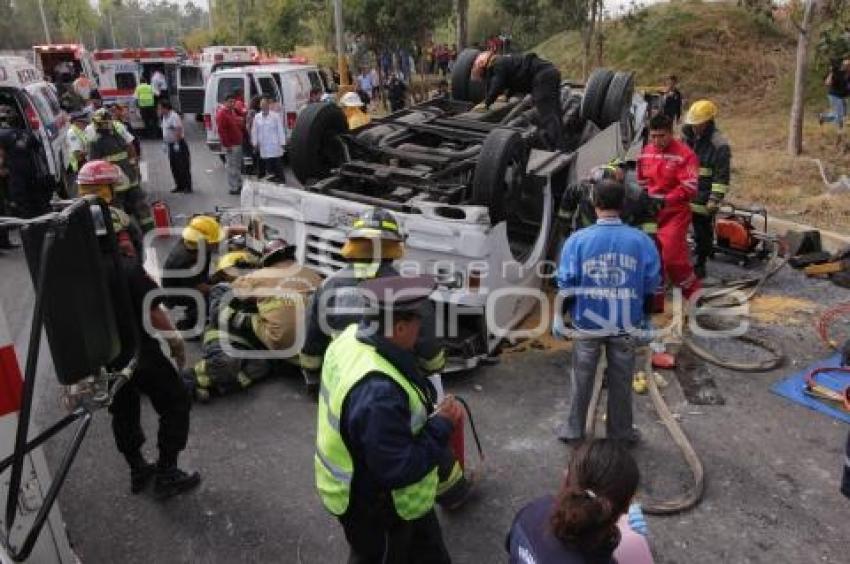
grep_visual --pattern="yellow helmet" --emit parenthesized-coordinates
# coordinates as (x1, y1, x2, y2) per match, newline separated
(685, 100, 718, 126)
(182, 215, 224, 248)
(212, 250, 257, 281)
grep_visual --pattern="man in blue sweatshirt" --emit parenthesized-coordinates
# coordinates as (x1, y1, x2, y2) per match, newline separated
(556, 178, 662, 445)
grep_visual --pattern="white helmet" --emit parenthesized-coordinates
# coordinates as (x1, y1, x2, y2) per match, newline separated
(340, 91, 364, 108)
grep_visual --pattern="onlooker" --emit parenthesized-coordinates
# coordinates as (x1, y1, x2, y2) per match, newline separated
(356, 68, 373, 107)
(387, 74, 408, 112)
(438, 44, 450, 77)
(134, 75, 158, 138)
(661, 75, 683, 123)
(369, 67, 380, 106)
(159, 100, 192, 194)
(339, 92, 371, 130)
(555, 179, 661, 445)
(216, 94, 245, 195)
(507, 439, 653, 564)
(819, 59, 850, 130)
(245, 96, 263, 177)
(251, 96, 286, 183)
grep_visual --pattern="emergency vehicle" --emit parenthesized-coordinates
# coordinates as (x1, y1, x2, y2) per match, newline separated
(32, 44, 98, 84)
(0, 56, 69, 195)
(93, 47, 185, 128)
(199, 46, 260, 81)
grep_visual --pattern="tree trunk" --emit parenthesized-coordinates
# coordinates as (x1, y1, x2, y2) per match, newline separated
(456, 0, 469, 50)
(583, 0, 600, 80)
(788, 0, 817, 156)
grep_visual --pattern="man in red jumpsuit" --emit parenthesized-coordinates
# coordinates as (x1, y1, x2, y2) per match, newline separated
(637, 114, 702, 300)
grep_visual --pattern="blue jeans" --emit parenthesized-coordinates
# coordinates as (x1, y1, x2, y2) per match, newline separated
(822, 95, 846, 129)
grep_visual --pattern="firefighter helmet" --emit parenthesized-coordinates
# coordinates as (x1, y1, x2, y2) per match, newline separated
(471, 50, 496, 80)
(182, 215, 224, 247)
(685, 100, 718, 126)
(340, 91, 364, 107)
(91, 108, 112, 127)
(347, 208, 403, 242)
(261, 238, 297, 266)
(213, 250, 258, 280)
(77, 160, 126, 203)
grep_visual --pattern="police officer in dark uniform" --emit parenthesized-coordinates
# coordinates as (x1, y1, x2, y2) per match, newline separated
(471, 51, 563, 150)
(301, 208, 445, 393)
(315, 275, 463, 564)
(77, 159, 201, 499)
(682, 99, 730, 279)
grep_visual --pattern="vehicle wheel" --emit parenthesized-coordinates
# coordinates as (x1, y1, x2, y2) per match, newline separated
(580, 68, 614, 126)
(600, 71, 635, 128)
(472, 128, 528, 225)
(451, 48, 481, 103)
(290, 102, 349, 185)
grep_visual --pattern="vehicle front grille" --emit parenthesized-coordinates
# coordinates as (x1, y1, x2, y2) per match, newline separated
(305, 231, 347, 277)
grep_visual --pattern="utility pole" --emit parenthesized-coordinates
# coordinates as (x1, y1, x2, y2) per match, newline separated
(455, 0, 468, 50)
(333, 0, 350, 87)
(137, 18, 143, 47)
(108, 11, 117, 48)
(37, 0, 52, 44)
(208, 0, 214, 31)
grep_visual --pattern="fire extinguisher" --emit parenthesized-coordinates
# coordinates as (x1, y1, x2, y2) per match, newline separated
(151, 200, 171, 230)
(427, 374, 483, 473)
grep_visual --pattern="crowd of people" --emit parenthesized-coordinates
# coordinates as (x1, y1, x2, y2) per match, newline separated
(820, 58, 850, 130)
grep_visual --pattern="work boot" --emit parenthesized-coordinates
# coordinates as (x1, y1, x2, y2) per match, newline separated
(154, 466, 201, 500)
(130, 462, 156, 494)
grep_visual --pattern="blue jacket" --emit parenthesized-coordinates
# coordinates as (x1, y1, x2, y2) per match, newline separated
(557, 218, 661, 333)
(340, 324, 452, 506)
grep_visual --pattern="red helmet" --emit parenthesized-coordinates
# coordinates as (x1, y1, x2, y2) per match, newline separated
(77, 160, 123, 186)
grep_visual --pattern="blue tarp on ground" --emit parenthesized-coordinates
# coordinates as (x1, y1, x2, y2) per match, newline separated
(771, 353, 850, 425)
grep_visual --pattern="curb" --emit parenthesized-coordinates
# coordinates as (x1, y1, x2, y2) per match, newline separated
(766, 216, 850, 255)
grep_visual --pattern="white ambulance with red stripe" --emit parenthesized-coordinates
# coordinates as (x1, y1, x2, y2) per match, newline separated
(32, 43, 98, 85)
(93, 47, 183, 129)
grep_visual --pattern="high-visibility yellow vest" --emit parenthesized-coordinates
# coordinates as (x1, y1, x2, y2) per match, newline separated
(68, 124, 87, 172)
(134, 83, 155, 107)
(315, 324, 438, 520)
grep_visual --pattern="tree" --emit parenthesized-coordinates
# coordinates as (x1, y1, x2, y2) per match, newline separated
(788, 0, 818, 156)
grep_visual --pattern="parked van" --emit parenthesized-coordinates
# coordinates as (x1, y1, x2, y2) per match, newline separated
(202, 64, 330, 156)
(0, 56, 69, 194)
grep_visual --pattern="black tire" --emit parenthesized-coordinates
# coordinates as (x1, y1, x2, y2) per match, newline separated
(580, 68, 614, 126)
(451, 48, 481, 102)
(472, 128, 529, 225)
(289, 102, 349, 185)
(600, 71, 635, 128)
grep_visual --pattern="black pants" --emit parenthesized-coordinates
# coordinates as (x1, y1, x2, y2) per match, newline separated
(692, 211, 714, 266)
(339, 496, 451, 564)
(140, 106, 158, 138)
(168, 139, 193, 192)
(260, 156, 284, 182)
(109, 347, 191, 469)
(532, 66, 564, 151)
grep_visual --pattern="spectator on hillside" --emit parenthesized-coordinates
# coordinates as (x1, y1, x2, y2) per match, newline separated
(661, 75, 683, 123)
(356, 68, 373, 107)
(506, 439, 654, 564)
(819, 59, 850, 130)
(388, 74, 408, 112)
(369, 67, 381, 106)
(437, 44, 450, 77)
(448, 44, 458, 72)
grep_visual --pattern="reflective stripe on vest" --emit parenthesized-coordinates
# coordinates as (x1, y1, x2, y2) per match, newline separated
(68, 125, 87, 172)
(711, 182, 728, 195)
(698, 167, 713, 177)
(315, 324, 438, 520)
(203, 328, 253, 349)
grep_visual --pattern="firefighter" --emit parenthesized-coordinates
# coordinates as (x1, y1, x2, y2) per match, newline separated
(65, 110, 89, 192)
(682, 100, 731, 279)
(315, 275, 463, 563)
(231, 238, 322, 360)
(471, 50, 563, 150)
(86, 108, 153, 232)
(558, 161, 662, 238)
(637, 113, 701, 301)
(75, 160, 143, 259)
(160, 214, 224, 332)
(301, 208, 445, 393)
(339, 91, 371, 130)
(76, 160, 200, 499)
(184, 250, 271, 402)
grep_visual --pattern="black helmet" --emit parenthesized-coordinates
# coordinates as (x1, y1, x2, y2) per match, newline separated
(347, 208, 403, 242)
(261, 238, 297, 266)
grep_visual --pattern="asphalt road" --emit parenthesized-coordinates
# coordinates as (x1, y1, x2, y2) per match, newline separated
(1, 118, 848, 563)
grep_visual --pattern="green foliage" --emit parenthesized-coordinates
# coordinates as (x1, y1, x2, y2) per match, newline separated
(343, 0, 452, 51)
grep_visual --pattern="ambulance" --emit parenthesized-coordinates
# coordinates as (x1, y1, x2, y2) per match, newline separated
(93, 47, 184, 128)
(32, 43, 98, 84)
(199, 45, 260, 81)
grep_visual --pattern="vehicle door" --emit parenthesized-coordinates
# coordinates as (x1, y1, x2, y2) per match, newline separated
(22, 84, 64, 182)
(176, 64, 205, 115)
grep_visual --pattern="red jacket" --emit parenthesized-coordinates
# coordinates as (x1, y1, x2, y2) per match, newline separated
(637, 139, 699, 207)
(216, 105, 244, 148)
